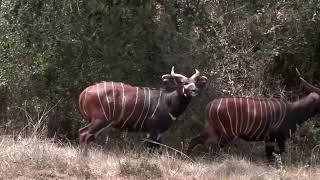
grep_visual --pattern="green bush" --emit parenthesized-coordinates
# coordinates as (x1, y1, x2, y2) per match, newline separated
(1, 0, 320, 155)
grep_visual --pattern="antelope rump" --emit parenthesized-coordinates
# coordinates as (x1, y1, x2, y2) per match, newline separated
(187, 70, 320, 159)
(78, 67, 207, 154)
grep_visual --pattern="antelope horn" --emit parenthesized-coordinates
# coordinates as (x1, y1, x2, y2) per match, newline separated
(200, 75, 208, 80)
(190, 69, 200, 80)
(171, 66, 175, 74)
(161, 66, 175, 80)
(161, 66, 187, 81)
(170, 66, 188, 80)
(296, 68, 320, 94)
(161, 74, 171, 81)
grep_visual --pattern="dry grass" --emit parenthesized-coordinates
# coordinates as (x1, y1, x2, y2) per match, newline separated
(1, 136, 320, 179)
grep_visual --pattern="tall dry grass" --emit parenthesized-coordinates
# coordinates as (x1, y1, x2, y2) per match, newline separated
(1, 134, 320, 179)
(1, 104, 320, 179)
(1, 101, 320, 179)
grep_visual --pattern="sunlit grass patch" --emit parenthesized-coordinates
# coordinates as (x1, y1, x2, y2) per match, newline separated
(0, 135, 320, 179)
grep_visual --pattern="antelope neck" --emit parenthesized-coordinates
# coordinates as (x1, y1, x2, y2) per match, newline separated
(290, 96, 317, 125)
(165, 90, 192, 118)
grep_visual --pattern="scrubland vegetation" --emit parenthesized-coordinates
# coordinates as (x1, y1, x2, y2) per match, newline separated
(1, 0, 320, 179)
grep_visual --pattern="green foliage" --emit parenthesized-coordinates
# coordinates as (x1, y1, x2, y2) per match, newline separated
(1, 0, 320, 152)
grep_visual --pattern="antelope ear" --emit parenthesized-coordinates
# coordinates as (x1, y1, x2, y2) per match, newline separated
(198, 76, 208, 84)
(196, 76, 208, 90)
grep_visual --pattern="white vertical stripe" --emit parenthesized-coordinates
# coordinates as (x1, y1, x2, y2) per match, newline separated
(273, 101, 283, 129)
(208, 102, 213, 126)
(97, 84, 109, 121)
(279, 101, 287, 128)
(257, 100, 269, 139)
(247, 99, 256, 136)
(134, 88, 146, 128)
(244, 98, 251, 134)
(270, 100, 276, 129)
(140, 88, 151, 130)
(150, 91, 162, 119)
(265, 101, 272, 128)
(268, 100, 274, 126)
(257, 100, 271, 139)
(117, 83, 126, 122)
(112, 82, 116, 119)
(272, 101, 280, 129)
(84, 88, 88, 104)
(216, 99, 227, 135)
(82, 88, 88, 116)
(226, 98, 236, 137)
(275, 100, 287, 129)
(250, 100, 263, 139)
(121, 87, 139, 128)
(104, 82, 111, 121)
(234, 97, 238, 135)
(239, 98, 243, 134)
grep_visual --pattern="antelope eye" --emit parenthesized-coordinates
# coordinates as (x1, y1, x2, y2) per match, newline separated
(183, 82, 189, 85)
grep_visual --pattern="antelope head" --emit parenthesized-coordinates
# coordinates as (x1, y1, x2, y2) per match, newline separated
(296, 68, 320, 110)
(162, 66, 208, 97)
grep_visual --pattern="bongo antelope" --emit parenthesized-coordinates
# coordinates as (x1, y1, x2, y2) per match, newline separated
(79, 67, 207, 154)
(187, 69, 320, 159)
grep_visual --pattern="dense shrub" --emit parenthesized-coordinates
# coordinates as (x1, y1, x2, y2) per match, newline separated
(1, 0, 320, 155)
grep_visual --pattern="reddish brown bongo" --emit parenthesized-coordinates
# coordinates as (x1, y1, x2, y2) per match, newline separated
(79, 66, 207, 154)
(187, 69, 320, 159)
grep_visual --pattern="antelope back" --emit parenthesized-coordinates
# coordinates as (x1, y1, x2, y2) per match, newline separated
(79, 81, 162, 131)
(207, 96, 288, 141)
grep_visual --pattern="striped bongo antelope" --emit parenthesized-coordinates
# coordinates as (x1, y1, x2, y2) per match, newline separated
(79, 66, 207, 154)
(187, 70, 320, 159)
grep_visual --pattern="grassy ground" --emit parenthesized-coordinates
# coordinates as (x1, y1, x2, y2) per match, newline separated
(1, 135, 320, 179)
